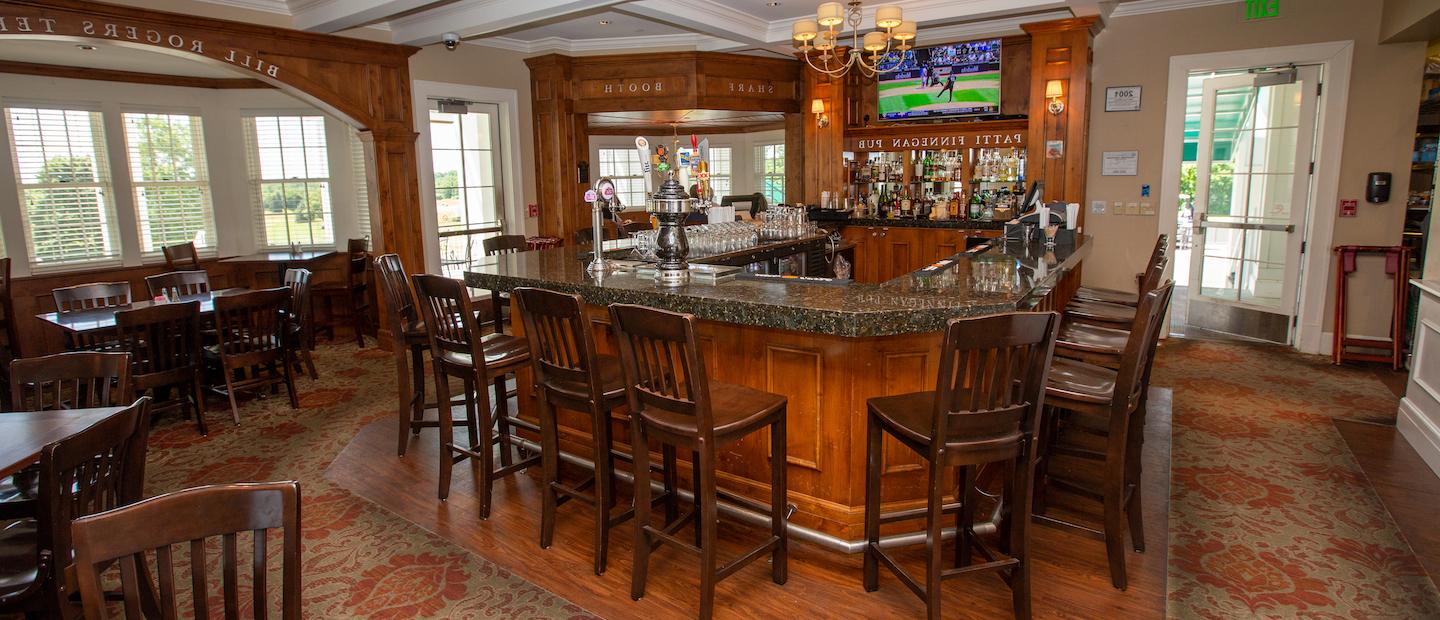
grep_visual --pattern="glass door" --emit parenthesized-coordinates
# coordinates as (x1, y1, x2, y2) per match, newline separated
(1187, 66, 1320, 342)
(428, 99, 504, 277)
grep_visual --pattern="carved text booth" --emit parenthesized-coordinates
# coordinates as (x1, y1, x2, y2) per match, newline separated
(0, 0, 422, 354)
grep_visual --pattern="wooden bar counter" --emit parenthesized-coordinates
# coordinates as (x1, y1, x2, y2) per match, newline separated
(465, 233, 1089, 543)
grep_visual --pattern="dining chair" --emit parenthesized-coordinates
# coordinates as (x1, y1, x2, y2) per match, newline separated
(610, 303, 788, 619)
(862, 312, 1059, 620)
(206, 287, 298, 424)
(1033, 282, 1174, 591)
(53, 282, 133, 351)
(9, 351, 134, 412)
(284, 268, 319, 380)
(71, 481, 302, 620)
(411, 273, 534, 518)
(162, 241, 202, 271)
(115, 301, 207, 435)
(0, 257, 16, 410)
(315, 238, 372, 348)
(144, 270, 211, 299)
(0, 396, 151, 620)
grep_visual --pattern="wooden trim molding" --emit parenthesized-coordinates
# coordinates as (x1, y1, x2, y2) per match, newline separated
(0, 59, 272, 89)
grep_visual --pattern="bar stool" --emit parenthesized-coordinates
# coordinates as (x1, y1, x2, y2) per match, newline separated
(412, 273, 537, 518)
(1057, 256, 1168, 370)
(1063, 252, 1166, 328)
(1073, 235, 1167, 306)
(514, 287, 678, 576)
(863, 312, 1060, 620)
(609, 303, 788, 620)
(1034, 282, 1173, 590)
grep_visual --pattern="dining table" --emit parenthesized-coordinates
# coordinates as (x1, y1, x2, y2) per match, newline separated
(35, 289, 246, 338)
(0, 406, 127, 478)
(221, 250, 337, 284)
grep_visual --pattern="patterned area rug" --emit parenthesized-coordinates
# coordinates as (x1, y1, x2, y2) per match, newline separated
(1153, 338, 1440, 618)
(142, 342, 596, 619)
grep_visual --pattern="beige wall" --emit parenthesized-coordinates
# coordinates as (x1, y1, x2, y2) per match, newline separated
(1085, 0, 1425, 341)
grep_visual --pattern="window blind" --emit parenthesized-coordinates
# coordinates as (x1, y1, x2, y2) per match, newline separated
(122, 112, 216, 257)
(597, 147, 648, 208)
(756, 143, 786, 205)
(4, 107, 120, 271)
(244, 115, 333, 248)
(350, 129, 371, 241)
(709, 147, 733, 196)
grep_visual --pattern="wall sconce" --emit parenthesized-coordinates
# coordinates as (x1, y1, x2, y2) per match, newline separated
(1045, 80, 1065, 115)
(812, 98, 829, 128)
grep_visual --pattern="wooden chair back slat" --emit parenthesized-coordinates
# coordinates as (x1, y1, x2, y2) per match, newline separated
(213, 288, 290, 366)
(932, 312, 1059, 461)
(163, 242, 202, 271)
(70, 481, 302, 620)
(284, 268, 313, 339)
(374, 254, 418, 338)
(610, 304, 709, 432)
(483, 235, 528, 256)
(39, 396, 151, 592)
(1117, 283, 1175, 410)
(146, 271, 212, 299)
(514, 287, 602, 398)
(115, 301, 202, 383)
(54, 281, 133, 313)
(412, 274, 482, 361)
(9, 351, 133, 411)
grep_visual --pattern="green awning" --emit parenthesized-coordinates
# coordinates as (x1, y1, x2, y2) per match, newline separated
(1182, 76, 1256, 162)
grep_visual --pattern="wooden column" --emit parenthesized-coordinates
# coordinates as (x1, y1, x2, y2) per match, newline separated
(525, 55, 588, 240)
(1023, 17, 1100, 225)
(801, 52, 848, 205)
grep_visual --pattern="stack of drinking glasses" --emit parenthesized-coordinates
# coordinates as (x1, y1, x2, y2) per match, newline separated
(758, 206, 817, 241)
(684, 221, 761, 258)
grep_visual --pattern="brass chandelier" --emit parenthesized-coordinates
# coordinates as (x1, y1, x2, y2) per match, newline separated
(791, 1, 916, 78)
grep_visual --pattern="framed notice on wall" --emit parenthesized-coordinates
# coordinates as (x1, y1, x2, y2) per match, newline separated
(1105, 86, 1142, 112)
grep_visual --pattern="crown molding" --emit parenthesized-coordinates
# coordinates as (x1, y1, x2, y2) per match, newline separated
(1111, 0, 1236, 18)
(191, 0, 293, 15)
(476, 32, 737, 54)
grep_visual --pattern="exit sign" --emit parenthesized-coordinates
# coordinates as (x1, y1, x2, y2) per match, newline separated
(1244, 0, 1280, 20)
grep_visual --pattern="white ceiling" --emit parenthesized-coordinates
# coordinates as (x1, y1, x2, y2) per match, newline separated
(0, 40, 243, 78)
(204, 0, 1227, 53)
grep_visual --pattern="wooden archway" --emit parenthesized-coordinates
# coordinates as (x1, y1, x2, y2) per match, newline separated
(0, 0, 425, 281)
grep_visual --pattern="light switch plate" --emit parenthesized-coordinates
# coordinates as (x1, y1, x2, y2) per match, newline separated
(1125, 202, 1139, 216)
(1139, 202, 1155, 215)
(1112, 201, 1124, 215)
(1091, 200, 1107, 215)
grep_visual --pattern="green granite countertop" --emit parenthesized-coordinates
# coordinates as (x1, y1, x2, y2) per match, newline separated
(464, 234, 1089, 338)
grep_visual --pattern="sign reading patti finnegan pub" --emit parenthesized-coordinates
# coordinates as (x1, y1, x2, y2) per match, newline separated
(0, 11, 284, 79)
(846, 129, 1026, 152)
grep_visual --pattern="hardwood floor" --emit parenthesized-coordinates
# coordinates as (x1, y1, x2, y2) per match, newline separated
(1335, 418, 1440, 590)
(325, 389, 1173, 619)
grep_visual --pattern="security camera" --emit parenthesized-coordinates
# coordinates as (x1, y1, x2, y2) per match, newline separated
(442, 32, 460, 50)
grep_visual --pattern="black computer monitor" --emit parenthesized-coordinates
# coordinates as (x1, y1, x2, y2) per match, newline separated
(1021, 180, 1044, 213)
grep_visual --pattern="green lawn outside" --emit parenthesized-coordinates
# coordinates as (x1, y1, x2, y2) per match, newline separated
(879, 87, 1000, 115)
(877, 71, 1000, 92)
(264, 212, 333, 246)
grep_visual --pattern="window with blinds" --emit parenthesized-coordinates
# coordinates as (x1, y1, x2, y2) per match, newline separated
(350, 130, 372, 241)
(244, 115, 333, 248)
(709, 147, 733, 196)
(122, 112, 216, 256)
(756, 143, 786, 205)
(4, 107, 120, 270)
(597, 147, 648, 208)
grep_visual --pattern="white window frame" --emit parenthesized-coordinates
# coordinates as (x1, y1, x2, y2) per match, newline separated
(243, 114, 335, 250)
(412, 81, 526, 275)
(756, 142, 786, 205)
(3, 105, 123, 273)
(121, 110, 217, 258)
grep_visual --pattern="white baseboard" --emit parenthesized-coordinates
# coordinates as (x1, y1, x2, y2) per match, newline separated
(1398, 397, 1440, 477)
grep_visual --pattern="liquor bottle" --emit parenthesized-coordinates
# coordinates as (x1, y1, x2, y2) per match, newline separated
(950, 191, 961, 220)
(969, 191, 984, 220)
(900, 188, 912, 218)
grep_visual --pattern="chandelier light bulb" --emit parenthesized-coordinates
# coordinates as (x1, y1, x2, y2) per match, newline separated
(792, 19, 819, 41)
(874, 5, 903, 29)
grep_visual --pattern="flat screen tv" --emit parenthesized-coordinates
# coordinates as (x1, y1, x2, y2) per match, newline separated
(877, 39, 1002, 121)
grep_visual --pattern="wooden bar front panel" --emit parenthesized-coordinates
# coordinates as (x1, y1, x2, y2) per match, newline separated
(509, 264, 1081, 540)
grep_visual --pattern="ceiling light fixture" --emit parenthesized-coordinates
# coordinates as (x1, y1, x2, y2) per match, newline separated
(599, 19, 611, 25)
(792, 1, 913, 79)
(75, 44, 97, 51)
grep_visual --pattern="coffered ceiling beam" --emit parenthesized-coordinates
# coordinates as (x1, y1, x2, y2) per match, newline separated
(292, 0, 442, 33)
(388, 0, 628, 46)
(616, 0, 770, 45)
